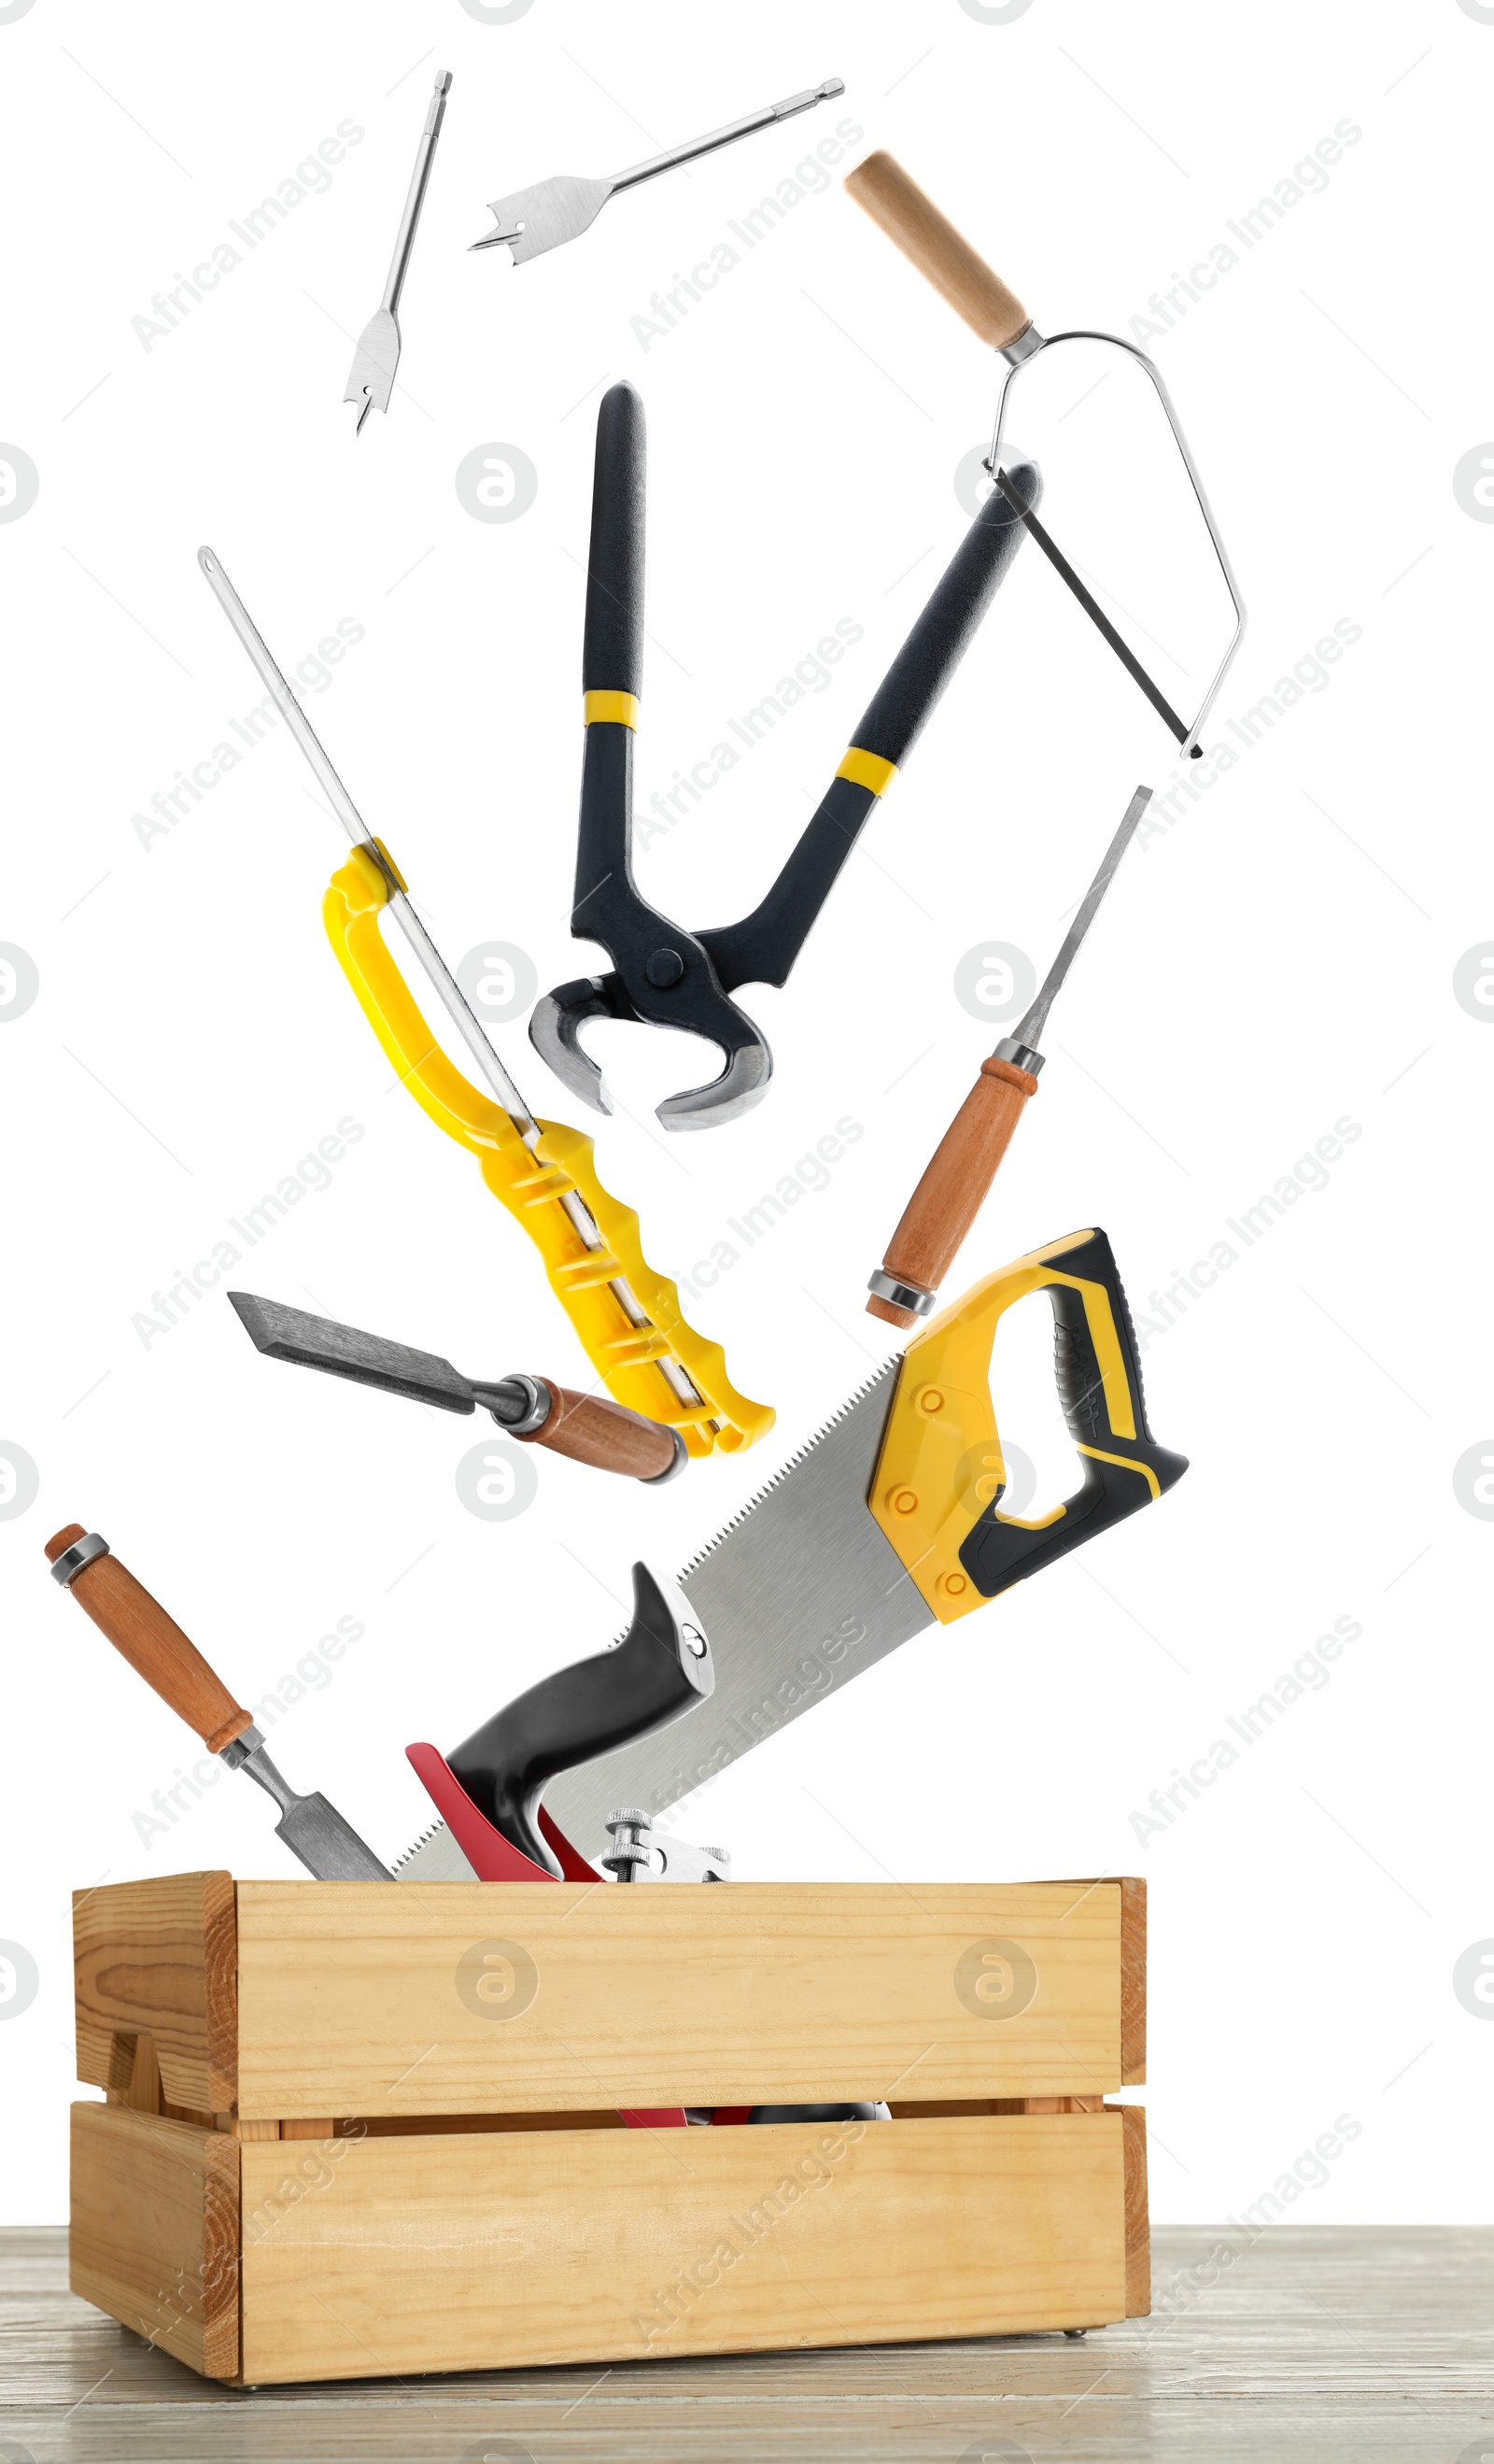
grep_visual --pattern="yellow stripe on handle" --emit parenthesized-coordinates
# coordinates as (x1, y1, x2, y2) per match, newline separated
(836, 745, 898, 795)
(1078, 1443, 1160, 1500)
(585, 690, 640, 729)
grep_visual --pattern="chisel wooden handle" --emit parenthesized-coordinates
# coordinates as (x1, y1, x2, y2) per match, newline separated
(45, 1524, 253, 1754)
(522, 1386, 680, 1481)
(867, 1057, 1038, 1329)
(844, 151, 1033, 352)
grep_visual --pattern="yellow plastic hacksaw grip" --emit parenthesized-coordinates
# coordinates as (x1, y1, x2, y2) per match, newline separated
(197, 547, 771, 1458)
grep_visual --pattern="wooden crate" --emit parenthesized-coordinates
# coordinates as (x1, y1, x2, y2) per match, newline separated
(70, 1871, 1149, 2385)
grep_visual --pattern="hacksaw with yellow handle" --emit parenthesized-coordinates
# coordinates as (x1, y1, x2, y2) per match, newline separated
(195, 543, 770, 1458)
(324, 843, 771, 1457)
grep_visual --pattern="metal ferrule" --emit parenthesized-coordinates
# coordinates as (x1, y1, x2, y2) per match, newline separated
(994, 1039, 1045, 1075)
(49, 1532, 110, 1586)
(867, 1268, 936, 1317)
(642, 1429, 691, 1485)
(218, 1725, 266, 1772)
(221, 1734, 303, 1822)
(1000, 323, 1044, 367)
(478, 1374, 553, 1437)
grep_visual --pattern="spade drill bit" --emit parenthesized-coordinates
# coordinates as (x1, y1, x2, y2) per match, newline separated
(345, 70, 451, 432)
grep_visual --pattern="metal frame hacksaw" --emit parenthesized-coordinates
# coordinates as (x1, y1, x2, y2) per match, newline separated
(197, 547, 770, 1459)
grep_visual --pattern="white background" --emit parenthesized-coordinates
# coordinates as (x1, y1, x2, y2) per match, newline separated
(1, 0, 1490, 2232)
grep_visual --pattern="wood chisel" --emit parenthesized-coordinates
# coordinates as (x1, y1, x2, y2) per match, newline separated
(867, 784, 1151, 1330)
(228, 1292, 687, 1482)
(46, 1526, 388, 1879)
(397, 1226, 1187, 1876)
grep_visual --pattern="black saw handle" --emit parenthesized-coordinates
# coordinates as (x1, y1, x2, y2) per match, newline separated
(700, 457, 1040, 993)
(446, 1563, 713, 1876)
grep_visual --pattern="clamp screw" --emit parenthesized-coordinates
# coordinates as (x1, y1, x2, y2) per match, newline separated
(645, 947, 685, 988)
(601, 1807, 654, 1882)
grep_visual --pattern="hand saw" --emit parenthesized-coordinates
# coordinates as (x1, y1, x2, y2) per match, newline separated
(398, 1225, 1186, 1876)
(196, 548, 770, 1461)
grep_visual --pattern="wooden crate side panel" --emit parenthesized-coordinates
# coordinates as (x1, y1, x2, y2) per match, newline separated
(234, 1880, 1126, 2119)
(1120, 1877, 1147, 2085)
(240, 2112, 1127, 2383)
(74, 1873, 236, 2114)
(70, 2103, 240, 2380)
(1122, 2103, 1150, 2315)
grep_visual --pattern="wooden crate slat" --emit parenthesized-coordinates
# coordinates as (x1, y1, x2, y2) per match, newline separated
(70, 2103, 239, 2381)
(74, 1872, 236, 2115)
(234, 1879, 1130, 2119)
(1123, 2103, 1150, 2315)
(239, 2112, 1128, 2381)
(1120, 1876, 1147, 2084)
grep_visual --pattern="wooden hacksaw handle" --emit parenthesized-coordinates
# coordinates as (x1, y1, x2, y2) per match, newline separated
(867, 1057, 1039, 1330)
(843, 151, 1033, 351)
(45, 1524, 253, 1754)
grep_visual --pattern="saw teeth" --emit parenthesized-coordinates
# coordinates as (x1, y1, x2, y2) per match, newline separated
(597, 1364, 899, 1650)
(393, 1820, 444, 1872)
(676, 1364, 898, 1581)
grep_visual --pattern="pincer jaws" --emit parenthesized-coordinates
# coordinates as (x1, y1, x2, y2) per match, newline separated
(529, 972, 772, 1130)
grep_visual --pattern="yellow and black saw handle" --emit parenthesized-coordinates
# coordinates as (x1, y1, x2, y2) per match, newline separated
(870, 1225, 1187, 1622)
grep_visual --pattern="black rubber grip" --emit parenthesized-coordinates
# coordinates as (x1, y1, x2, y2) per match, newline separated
(583, 380, 646, 699)
(853, 455, 1039, 769)
(956, 1227, 1188, 1602)
(446, 1564, 712, 1877)
(698, 460, 1042, 997)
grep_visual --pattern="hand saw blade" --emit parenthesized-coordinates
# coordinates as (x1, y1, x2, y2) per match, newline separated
(395, 1358, 925, 1877)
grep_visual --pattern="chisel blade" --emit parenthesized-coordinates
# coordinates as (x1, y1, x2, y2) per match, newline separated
(229, 1292, 475, 1413)
(270, 1783, 390, 1882)
(1010, 784, 1151, 1056)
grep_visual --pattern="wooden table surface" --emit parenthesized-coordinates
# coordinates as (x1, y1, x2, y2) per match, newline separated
(1, 2224, 1490, 2462)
